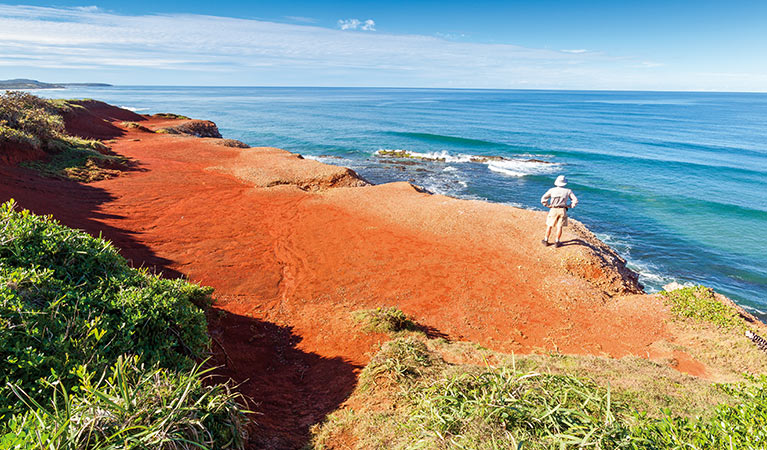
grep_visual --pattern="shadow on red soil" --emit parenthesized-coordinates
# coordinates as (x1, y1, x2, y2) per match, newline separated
(0, 165, 359, 448)
(0, 165, 182, 279)
(208, 310, 359, 449)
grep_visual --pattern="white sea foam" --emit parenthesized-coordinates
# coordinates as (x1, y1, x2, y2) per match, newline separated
(376, 148, 561, 178)
(376, 149, 475, 163)
(487, 159, 560, 178)
(743, 304, 767, 316)
(119, 105, 148, 112)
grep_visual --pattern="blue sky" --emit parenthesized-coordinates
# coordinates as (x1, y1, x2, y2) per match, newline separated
(1, 1, 765, 90)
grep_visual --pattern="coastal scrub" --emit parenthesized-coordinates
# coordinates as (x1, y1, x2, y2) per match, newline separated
(660, 285, 745, 330)
(312, 335, 767, 449)
(353, 306, 420, 334)
(0, 200, 248, 448)
(0, 91, 128, 181)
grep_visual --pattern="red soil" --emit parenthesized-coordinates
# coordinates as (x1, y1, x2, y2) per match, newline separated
(0, 106, 709, 448)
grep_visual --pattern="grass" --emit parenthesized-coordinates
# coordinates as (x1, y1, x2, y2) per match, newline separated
(353, 307, 420, 334)
(660, 285, 744, 330)
(2, 356, 249, 449)
(0, 200, 249, 447)
(312, 335, 767, 450)
(359, 337, 435, 388)
(120, 121, 154, 132)
(153, 113, 191, 120)
(21, 142, 128, 182)
(1, 91, 129, 182)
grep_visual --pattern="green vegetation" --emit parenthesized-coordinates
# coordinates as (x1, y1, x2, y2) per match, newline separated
(0, 91, 127, 181)
(153, 113, 191, 120)
(2, 356, 247, 449)
(353, 307, 420, 334)
(0, 91, 65, 150)
(120, 121, 153, 133)
(661, 285, 744, 330)
(0, 200, 248, 448)
(312, 336, 767, 450)
(360, 337, 435, 387)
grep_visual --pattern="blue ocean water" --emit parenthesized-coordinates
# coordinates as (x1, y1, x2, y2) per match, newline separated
(36, 87, 767, 319)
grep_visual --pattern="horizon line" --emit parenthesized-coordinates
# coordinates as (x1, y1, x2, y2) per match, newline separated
(25, 84, 767, 95)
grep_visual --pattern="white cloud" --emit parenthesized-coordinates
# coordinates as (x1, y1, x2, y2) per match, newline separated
(635, 61, 663, 68)
(73, 6, 100, 13)
(561, 49, 588, 54)
(285, 16, 316, 23)
(0, 5, 762, 90)
(338, 18, 376, 31)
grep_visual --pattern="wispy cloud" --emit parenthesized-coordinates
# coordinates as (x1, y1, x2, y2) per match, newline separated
(0, 4, 762, 90)
(285, 15, 316, 23)
(337, 18, 376, 31)
(561, 49, 588, 54)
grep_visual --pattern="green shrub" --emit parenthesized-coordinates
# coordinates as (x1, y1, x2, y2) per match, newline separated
(1, 91, 127, 181)
(0, 200, 211, 417)
(0, 91, 65, 150)
(660, 286, 743, 330)
(360, 337, 434, 388)
(2, 355, 248, 450)
(353, 306, 419, 333)
(153, 113, 191, 120)
(630, 375, 767, 449)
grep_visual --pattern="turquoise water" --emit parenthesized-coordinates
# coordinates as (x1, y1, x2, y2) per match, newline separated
(37, 87, 767, 319)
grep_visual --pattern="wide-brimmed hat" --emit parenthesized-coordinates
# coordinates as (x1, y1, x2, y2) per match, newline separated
(554, 175, 568, 187)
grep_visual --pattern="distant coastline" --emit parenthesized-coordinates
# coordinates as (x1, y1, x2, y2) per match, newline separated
(0, 78, 112, 89)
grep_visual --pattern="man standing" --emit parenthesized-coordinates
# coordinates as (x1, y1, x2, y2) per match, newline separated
(541, 175, 578, 248)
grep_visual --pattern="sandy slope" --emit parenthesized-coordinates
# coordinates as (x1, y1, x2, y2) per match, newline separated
(0, 106, 727, 448)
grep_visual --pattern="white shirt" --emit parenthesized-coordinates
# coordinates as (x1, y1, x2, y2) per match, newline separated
(541, 187, 578, 208)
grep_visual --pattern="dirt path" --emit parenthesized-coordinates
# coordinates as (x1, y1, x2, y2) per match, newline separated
(0, 110, 707, 448)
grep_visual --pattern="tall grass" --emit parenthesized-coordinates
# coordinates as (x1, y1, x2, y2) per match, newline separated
(2, 356, 248, 449)
(313, 336, 767, 450)
(0, 200, 249, 446)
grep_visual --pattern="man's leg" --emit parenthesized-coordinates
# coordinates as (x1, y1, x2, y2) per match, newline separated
(542, 225, 552, 245)
(555, 219, 564, 246)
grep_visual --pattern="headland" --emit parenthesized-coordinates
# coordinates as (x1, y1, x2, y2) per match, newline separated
(1, 98, 765, 448)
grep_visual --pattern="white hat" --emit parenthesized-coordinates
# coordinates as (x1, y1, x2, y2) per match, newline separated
(554, 175, 567, 187)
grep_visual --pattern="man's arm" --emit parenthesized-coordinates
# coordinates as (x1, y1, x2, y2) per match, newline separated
(541, 189, 551, 206)
(569, 190, 578, 208)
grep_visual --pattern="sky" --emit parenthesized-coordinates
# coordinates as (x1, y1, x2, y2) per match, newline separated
(0, 1, 766, 91)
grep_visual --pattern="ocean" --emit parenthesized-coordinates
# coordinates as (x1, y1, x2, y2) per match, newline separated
(35, 86, 767, 320)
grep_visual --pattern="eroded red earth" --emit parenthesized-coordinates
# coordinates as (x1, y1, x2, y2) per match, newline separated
(0, 104, 707, 448)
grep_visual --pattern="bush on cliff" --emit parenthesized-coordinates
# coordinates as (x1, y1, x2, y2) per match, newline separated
(0, 91, 64, 150)
(0, 200, 247, 448)
(0, 91, 125, 180)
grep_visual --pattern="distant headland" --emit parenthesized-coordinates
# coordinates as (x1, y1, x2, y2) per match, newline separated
(0, 78, 112, 89)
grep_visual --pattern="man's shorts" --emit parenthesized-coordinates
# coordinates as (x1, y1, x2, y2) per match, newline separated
(546, 207, 568, 227)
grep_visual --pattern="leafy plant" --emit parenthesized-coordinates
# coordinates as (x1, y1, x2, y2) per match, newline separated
(1, 91, 127, 181)
(0, 200, 211, 417)
(0, 91, 64, 150)
(2, 355, 248, 450)
(660, 286, 744, 330)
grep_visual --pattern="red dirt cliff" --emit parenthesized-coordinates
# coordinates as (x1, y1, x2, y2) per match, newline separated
(0, 103, 728, 448)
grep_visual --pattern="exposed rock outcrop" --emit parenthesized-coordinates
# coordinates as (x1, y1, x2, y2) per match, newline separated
(156, 120, 223, 138)
(209, 147, 368, 190)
